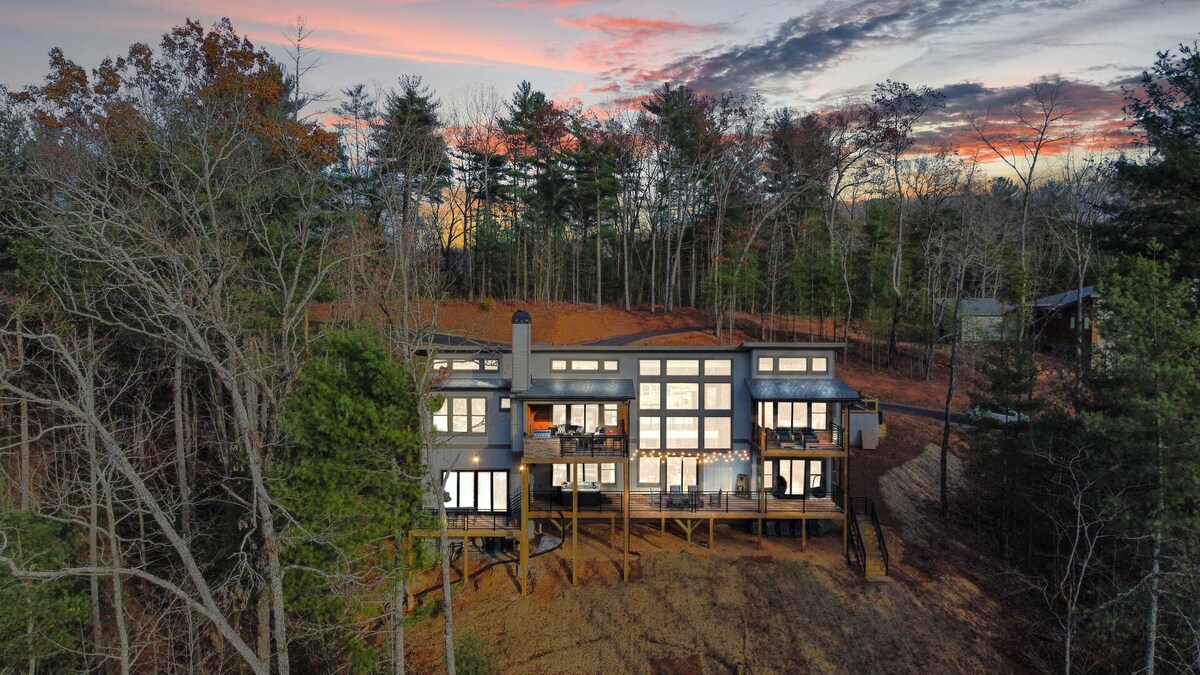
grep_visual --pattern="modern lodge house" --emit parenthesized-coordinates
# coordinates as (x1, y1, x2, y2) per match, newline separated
(415, 309, 889, 589)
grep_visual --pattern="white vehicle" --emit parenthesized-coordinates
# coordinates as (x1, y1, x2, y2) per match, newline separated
(968, 404, 1026, 425)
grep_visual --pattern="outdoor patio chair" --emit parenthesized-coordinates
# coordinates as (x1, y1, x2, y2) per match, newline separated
(687, 485, 700, 509)
(651, 492, 661, 507)
(709, 489, 722, 508)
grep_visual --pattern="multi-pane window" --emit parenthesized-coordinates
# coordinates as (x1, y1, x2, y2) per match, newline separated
(704, 382, 731, 410)
(766, 401, 830, 430)
(703, 417, 731, 449)
(665, 457, 697, 490)
(434, 397, 487, 433)
(552, 403, 616, 432)
(638, 456, 660, 485)
(639, 359, 661, 376)
(665, 417, 699, 449)
(639, 417, 661, 449)
(764, 460, 823, 497)
(639, 383, 661, 409)
(665, 359, 699, 376)
(778, 357, 807, 372)
(666, 382, 700, 409)
(443, 471, 508, 511)
(705, 359, 732, 376)
(811, 402, 828, 429)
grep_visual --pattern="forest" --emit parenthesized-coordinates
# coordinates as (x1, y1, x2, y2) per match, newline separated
(1, 17, 1198, 675)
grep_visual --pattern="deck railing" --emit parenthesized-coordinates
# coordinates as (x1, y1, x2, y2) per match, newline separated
(559, 434, 628, 458)
(847, 498, 867, 573)
(753, 424, 844, 451)
(866, 497, 889, 574)
(427, 491, 522, 531)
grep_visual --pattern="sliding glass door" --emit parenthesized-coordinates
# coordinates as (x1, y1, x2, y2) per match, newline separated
(443, 471, 509, 511)
(763, 459, 825, 497)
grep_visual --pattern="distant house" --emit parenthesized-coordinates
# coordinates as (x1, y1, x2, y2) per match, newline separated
(1032, 285, 1099, 353)
(935, 298, 1008, 342)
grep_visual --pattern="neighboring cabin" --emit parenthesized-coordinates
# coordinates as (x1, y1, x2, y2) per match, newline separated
(1032, 285, 1099, 353)
(935, 298, 1009, 342)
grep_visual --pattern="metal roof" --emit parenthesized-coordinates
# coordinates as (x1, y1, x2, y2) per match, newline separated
(433, 378, 512, 391)
(514, 378, 636, 400)
(745, 378, 860, 402)
(1032, 286, 1099, 310)
(935, 298, 1007, 316)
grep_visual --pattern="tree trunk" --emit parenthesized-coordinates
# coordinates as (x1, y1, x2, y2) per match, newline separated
(104, 476, 132, 675)
(940, 291, 961, 517)
(18, 327, 31, 509)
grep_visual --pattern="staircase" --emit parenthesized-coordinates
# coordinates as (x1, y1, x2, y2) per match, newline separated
(848, 498, 890, 581)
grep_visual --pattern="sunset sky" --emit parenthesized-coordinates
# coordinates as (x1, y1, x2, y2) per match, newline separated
(3, 0, 1198, 141)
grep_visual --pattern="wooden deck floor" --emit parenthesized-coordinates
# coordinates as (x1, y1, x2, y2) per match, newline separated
(527, 492, 843, 521)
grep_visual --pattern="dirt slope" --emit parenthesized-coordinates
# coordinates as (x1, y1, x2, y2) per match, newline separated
(406, 522, 1023, 674)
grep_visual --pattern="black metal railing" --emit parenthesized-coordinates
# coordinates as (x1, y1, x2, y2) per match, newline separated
(847, 498, 867, 574)
(558, 434, 628, 458)
(867, 497, 889, 574)
(427, 491, 522, 531)
(753, 423, 844, 452)
(529, 488, 623, 513)
(761, 485, 844, 514)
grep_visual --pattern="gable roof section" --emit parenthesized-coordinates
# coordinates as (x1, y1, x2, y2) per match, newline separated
(514, 378, 636, 400)
(433, 378, 512, 391)
(745, 378, 860, 402)
(1032, 286, 1099, 310)
(935, 298, 1007, 316)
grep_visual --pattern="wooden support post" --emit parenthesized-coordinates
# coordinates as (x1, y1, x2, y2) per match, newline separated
(520, 464, 530, 596)
(622, 461, 630, 582)
(609, 514, 615, 550)
(462, 534, 469, 585)
(802, 517, 807, 552)
(757, 519, 763, 549)
(709, 517, 714, 550)
(843, 405, 850, 561)
(660, 514, 665, 534)
(572, 468, 579, 586)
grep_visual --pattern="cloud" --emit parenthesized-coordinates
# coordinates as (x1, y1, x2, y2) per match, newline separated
(595, 0, 1087, 97)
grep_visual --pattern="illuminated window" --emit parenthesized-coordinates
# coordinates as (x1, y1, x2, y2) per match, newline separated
(811, 357, 828, 372)
(757, 357, 774, 372)
(551, 359, 567, 371)
(639, 383, 660, 409)
(639, 359, 661, 376)
(666, 359, 699, 376)
(666, 382, 700, 409)
(601, 463, 616, 484)
(778, 357, 806, 372)
(603, 360, 619, 372)
(451, 360, 481, 371)
(704, 417, 731, 449)
(639, 417, 661, 450)
(571, 360, 599, 371)
(704, 383, 731, 410)
(705, 359, 732, 376)
(433, 397, 487, 434)
(638, 456, 660, 485)
(665, 417, 699, 449)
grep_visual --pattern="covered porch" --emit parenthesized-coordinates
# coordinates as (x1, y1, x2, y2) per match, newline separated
(517, 378, 632, 459)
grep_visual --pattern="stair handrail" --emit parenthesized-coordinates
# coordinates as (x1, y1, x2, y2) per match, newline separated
(867, 499, 889, 575)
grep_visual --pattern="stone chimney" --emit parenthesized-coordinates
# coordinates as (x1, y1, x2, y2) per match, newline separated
(511, 309, 531, 393)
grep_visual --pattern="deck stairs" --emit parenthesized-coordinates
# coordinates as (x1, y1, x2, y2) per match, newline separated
(849, 497, 890, 582)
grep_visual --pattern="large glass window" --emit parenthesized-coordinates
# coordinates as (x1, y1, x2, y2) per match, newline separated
(553, 403, 611, 431)
(666, 359, 699, 376)
(639, 359, 660, 376)
(638, 456, 660, 485)
(704, 417, 731, 449)
(639, 417, 661, 449)
(666, 382, 700, 409)
(665, 417, 699, 449)
(665, 457, 697, 490)
(705, 359, 732, 376)
(639, 383, 661, 409)
(552, 464, 568, 485)
(704, 382, 731, 410)
(434, 397, 487, 434)
(442, 471, 507, 511)
(601, 463, 616, 484)
(766, 460, 821, 497)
